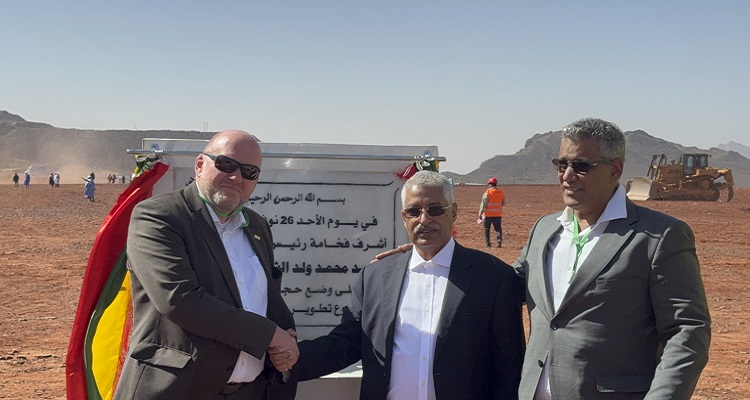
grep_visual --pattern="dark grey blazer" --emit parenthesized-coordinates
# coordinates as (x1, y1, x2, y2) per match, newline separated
(292, 243, 526, 400)
(514, 199, 711, 400)
(115, 183, 296, 400)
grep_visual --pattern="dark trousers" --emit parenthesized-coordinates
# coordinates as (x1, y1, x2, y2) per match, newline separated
(483, 216, 502, 245)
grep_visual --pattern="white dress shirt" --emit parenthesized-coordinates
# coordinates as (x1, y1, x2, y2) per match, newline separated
(388, 238, 455, 400)
(534, 185, 627, 400)
(207, 207, 269, 384)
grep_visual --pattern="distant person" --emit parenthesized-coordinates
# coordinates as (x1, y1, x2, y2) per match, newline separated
(287, 170, 526, 400)
(23, 172, 30, 189)
(83, 175, 96, 202)
(49, 173, 55, 188)
(53, 173, 60, 187)
(478, 177, 505, 247)
(13, 172, 19, 188)
(120, 174, 126, 184)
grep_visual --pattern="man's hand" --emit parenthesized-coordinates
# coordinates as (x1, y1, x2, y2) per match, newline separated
(268, 327, 299, 371)
(371, 243, 413, 263)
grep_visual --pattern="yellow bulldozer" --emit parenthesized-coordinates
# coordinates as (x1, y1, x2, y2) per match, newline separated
(625, 153, 734, 202)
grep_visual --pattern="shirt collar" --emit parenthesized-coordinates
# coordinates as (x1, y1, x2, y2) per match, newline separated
(557, 184, 628, 228)
(207, 205, 246, 231)
(408, 238, 455, 270)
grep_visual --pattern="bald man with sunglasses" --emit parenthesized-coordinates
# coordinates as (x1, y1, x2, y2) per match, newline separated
(284, 170, 526, 400)
(116, 130, 298, 400)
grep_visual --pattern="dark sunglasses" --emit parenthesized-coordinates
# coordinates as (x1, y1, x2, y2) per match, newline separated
(402, 204, 453, 219)
(552, 158, 610, 175)
(203, 153, 261, 180)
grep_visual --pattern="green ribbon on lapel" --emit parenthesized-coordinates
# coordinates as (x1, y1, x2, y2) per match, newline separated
(569, 214, 591, 283)
(197, 186, 250, 228)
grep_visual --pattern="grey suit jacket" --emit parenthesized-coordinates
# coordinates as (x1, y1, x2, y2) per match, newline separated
(514, 199, 711, 400)
(292, 242, 526, 400)
(115, 183, 296, 400)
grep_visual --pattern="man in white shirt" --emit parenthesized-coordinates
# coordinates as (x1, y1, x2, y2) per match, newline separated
(515, 118, 711, 399)
(287, 170, 525, 400)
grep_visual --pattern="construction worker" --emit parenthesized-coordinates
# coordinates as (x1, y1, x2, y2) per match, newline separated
(478, 177, 505, 247)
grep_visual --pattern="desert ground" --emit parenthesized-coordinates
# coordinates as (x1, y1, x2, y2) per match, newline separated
(0, 182, 748, 399)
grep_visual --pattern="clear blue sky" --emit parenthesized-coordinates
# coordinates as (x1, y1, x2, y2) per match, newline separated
(2, 1, 748, 174)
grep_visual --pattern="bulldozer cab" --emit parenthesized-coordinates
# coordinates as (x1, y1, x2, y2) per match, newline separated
(681, 154, 710, 175)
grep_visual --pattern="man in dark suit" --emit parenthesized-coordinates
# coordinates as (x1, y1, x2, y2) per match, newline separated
(283, 170, 525, 400)
(115, 130, 299, 400)
(515, 118, 711, 399)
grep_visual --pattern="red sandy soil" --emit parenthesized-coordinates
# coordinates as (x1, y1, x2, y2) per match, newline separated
(1, 183, 748, 399)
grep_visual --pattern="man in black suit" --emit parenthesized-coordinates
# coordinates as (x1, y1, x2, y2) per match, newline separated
(282, 170, 525, 400)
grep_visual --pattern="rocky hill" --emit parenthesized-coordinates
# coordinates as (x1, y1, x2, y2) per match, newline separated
(0, 111, 217, 183)
(445, 130, 750, 188)
(719, 141, 750, 159)
(3, 110, 749, 187)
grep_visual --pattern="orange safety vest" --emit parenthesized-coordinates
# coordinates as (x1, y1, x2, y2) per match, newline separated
(484, 187, 504, 217)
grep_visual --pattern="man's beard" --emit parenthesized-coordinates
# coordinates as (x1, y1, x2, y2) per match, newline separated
(204, 183, 242, 214)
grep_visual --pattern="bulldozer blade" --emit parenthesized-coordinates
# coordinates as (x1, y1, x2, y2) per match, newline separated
(626, 176, 654, 201)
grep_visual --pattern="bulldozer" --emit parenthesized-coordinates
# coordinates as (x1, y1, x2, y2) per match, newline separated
(625, 153, 734, 202)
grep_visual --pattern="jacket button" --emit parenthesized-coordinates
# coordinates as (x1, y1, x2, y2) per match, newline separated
(538, 360, 544, 368)
(226, 366, 234, 372)
(550, 323, 558, 331)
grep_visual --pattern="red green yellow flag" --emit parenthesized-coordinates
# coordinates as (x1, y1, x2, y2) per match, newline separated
(66, 159, 169, 400)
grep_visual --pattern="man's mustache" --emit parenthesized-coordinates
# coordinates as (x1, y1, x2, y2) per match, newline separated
(413, 222, 440, 234)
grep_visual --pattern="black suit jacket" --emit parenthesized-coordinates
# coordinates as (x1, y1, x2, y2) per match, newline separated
(115, 183, 296, 400)
(293, 242, 525, 400)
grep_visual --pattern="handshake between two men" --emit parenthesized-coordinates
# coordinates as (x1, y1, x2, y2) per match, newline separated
(268, 327, 299, 372)
(266, 242, 411, 375)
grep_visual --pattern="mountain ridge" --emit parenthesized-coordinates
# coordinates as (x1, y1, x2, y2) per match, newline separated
(0, 111, 217, 182)
(718, 141, 750, 159)
(2, 110, 748, 187)
(444, 129, 750, 188)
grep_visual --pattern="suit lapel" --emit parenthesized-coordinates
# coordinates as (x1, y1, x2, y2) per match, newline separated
(243, 217, 273, 281)
(241, 213, 294, 328)
(555, 200, 638, 316)
(382, 251, 410, 373)
(185, 183, 244, 307)
(531, 217, 562, 321)
(242, 213, 280, 319)
(433, 244, 476, 364)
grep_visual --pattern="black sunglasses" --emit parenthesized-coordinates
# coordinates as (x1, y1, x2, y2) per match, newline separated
(203, 153, 261, 180)
(552, 158, 610, 175)
(402, 204, 453, 219)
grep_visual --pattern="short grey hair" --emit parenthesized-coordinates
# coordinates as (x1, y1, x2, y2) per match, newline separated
(562, 117, 626, 161)
(401, 170, 454, 205)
